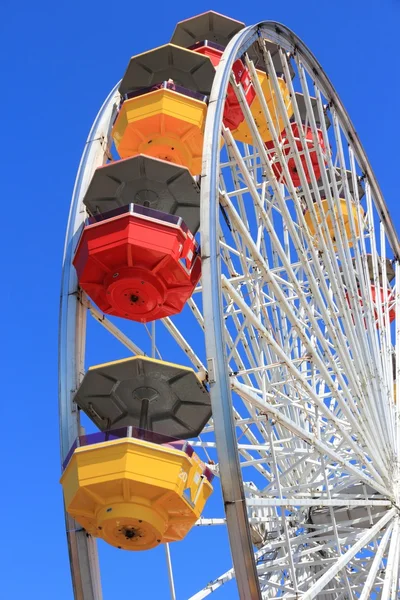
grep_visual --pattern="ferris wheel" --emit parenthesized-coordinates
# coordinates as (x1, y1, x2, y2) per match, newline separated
(59, 11, 400, 599)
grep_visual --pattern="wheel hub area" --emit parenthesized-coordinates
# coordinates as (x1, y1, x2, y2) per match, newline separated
(96, 503, 167, 551)
(105, 267, 166, 320)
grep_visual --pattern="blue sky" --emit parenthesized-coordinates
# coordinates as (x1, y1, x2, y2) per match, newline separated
(1, 0, 399, 598)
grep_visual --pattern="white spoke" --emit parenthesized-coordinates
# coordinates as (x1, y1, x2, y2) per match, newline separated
(302, 510, 396, 599)
(359, 521, 394, 600)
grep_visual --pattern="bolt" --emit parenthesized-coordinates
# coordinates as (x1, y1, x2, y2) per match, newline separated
(124, 529, 136, 539)
(113, 273, 119, 278)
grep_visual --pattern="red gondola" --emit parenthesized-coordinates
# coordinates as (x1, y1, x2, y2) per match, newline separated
(191, 41, 256, 130)
(265, 122, 327, 187)
(73, 204, 201, 323)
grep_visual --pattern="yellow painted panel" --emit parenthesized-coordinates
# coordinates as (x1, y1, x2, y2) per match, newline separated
(86, 355, 201, 379)
(118, 90, 206, 128)
(61, 438, 213, 551)
(111, 89, 207, 175)
(231, 71, 293, 144)
(304, 199, 363, 249)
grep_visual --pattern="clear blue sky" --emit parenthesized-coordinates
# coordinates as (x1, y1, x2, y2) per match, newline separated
(1, 0, 399, 598)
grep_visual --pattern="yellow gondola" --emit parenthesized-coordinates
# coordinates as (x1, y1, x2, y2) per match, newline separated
(112, 85, 207, 176)
(230, 70, 293, 144)
(304, 199, 363, 249)
(61, 435, 213, 551)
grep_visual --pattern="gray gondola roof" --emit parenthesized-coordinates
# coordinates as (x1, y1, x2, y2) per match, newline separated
(308, 483, 386, 531)
(171, 11, 244, 47)
(301, 168, 365, 202)
(293, 92, 331, 129)
(352, 254, 396, 283)
(74, 356, 212, 440)
(119, 44, 215, 97)
(246, 41, 295, 80)
(83, 155, 201, 234)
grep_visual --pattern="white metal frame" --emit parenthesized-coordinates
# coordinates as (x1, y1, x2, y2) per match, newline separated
(58, 83, 119, 600)
(59, 20, 400, 600)
(200, 21, 399, 599)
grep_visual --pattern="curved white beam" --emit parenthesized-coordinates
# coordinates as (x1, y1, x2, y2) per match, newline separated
(58, 82, 119, 600)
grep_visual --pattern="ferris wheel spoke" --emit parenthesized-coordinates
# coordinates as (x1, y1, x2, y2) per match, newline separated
(256, 527, 369, 597)
(188, 544, 281, 600)
(358, 520, 395, 600)
(225, 294, 388, 479)
(218, 181, 393, 476)
(83, 294, 145, 356)
(247, 499, 392, 509)
(221, 133, 376, 396)
(160, 316, 206, 372)
(232, 379, 389, 494)
(301, 509, 396, 599)
(191, 512, 397, 599)
(83, 291, 208, 377)
(381, 517, 400, 600)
